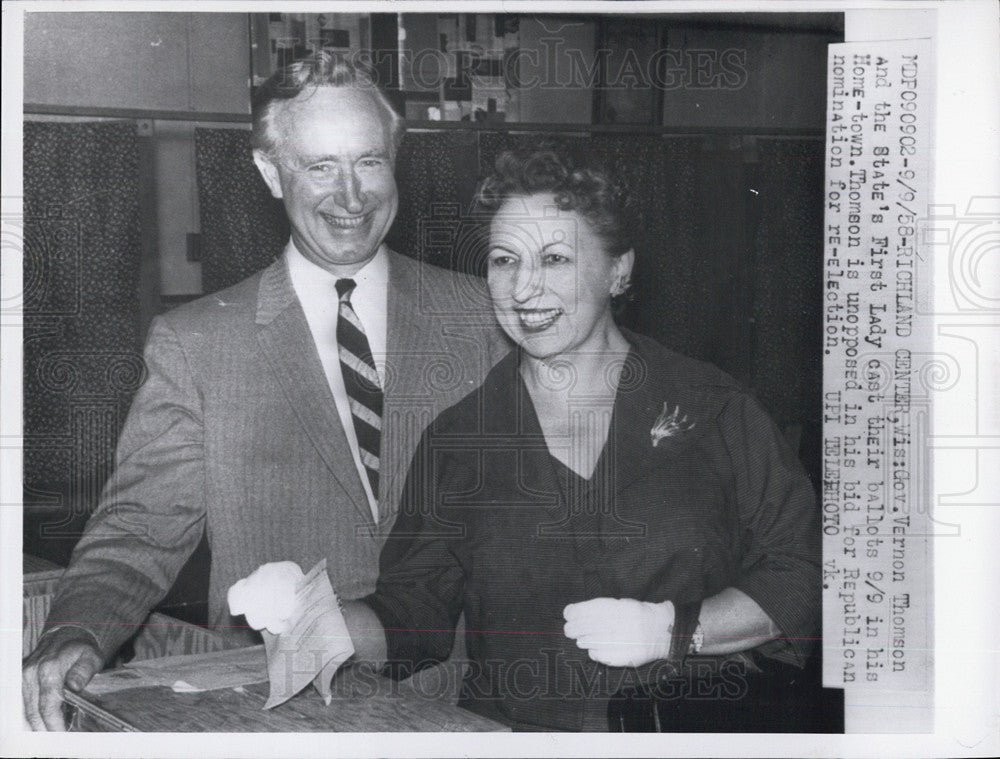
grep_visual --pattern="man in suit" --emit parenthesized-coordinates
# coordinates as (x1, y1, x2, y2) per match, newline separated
(22, 52, 507, 730)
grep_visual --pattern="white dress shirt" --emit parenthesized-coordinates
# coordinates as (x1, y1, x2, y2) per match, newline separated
(285, 241, 389, 523)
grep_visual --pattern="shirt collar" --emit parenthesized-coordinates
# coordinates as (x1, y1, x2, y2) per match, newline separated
(284, 240, 389, 301)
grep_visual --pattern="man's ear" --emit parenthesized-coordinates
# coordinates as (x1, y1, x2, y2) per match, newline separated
(252, 149, 284, 199)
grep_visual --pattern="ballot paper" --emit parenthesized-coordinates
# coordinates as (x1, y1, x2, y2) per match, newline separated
(259, 559, 355, 709)
(84, 645, 269, 696)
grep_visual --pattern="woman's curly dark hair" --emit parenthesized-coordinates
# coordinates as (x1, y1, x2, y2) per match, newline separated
(474, 141, 639, 259)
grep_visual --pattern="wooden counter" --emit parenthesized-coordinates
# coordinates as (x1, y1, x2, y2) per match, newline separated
(67, 647, 508, 732)
(26, 558, 506, 731)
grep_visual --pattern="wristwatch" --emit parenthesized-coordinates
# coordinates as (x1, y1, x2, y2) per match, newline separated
(689, 621, 704, 655)
(667, 600, 703, 663)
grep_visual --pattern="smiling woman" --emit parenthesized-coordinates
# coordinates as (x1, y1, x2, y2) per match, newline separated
(486, 192, 632, 362)
(480, 147, 636, 366)
(317, 142, 824, 731)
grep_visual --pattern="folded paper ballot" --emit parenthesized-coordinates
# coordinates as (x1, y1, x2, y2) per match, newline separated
(228, 559, 355, 709)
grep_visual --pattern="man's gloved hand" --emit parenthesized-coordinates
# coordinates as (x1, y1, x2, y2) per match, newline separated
(227, 561, 305, 635)
(563, 597, 676, 668)
(22, 626, 104, 731)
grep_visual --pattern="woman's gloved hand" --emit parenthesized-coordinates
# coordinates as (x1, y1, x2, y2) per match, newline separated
(227, 561, 305, 635)
(563, 597, 676, 668)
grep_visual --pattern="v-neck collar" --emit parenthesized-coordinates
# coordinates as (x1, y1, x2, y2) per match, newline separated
(500, 339, 660, 499)
(485, 332, 712, 504)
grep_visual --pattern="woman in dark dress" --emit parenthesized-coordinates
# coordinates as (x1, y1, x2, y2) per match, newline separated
(341, 145, 818, 730)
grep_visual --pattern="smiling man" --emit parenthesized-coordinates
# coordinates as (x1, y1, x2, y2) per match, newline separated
(252, 85, 399, 277)
(22, 53, 508, 730)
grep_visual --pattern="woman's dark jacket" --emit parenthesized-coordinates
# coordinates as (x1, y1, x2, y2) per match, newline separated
(365, 329, 820, 731)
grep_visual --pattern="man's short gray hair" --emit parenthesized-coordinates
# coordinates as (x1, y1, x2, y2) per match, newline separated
(251, 51, 405, 159)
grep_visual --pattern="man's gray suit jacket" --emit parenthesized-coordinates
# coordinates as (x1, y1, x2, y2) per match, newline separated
(43, 249, 509, 658)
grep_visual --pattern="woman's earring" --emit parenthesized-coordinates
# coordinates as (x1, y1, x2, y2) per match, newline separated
(611, 275, 632, 297)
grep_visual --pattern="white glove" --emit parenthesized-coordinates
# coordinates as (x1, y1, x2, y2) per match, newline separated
(563, 597, 675, 668)
(227, 561, 305, 635)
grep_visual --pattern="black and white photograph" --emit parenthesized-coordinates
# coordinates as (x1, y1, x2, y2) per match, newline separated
(2, 1, 998, 756)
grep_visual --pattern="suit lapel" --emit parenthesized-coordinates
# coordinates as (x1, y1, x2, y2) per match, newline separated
(380, 251, 451, 526)
(254, 258, 374, 530)
(385, 250, 438, 389)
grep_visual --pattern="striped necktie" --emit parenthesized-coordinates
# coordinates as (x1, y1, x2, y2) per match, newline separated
(335, 278, 382, 503)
